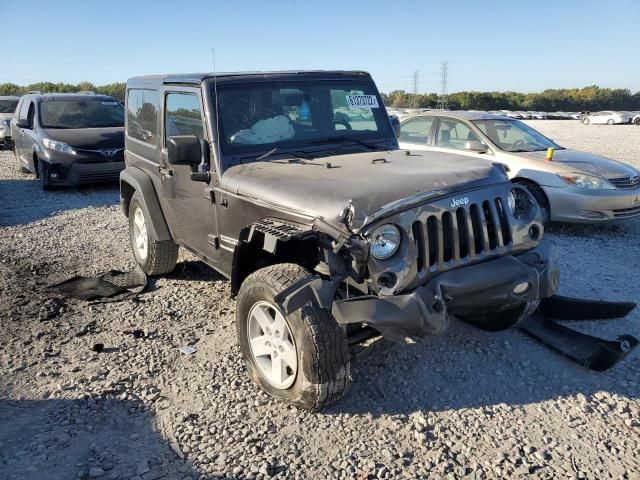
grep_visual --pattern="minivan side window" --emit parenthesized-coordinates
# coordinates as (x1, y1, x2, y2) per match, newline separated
(18, 99, 31, 122)
(164, 93, 204, 146)
(127, 89, 159, 145)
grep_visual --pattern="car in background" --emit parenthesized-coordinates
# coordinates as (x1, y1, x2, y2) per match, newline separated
(582, 111, 630, 125)
(10, 92, 125, 189)
(398, 111, 640, 223)
(0, 95, 20, 149)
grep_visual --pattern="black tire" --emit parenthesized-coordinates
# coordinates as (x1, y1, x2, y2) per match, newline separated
(634, 117, 640, 126)
(236, 263, 351, 411)
(37, 159, 52, 191)
(128, 192, 179, 275)
(458, 299, 540, 331)
(514, 180, 550, 223)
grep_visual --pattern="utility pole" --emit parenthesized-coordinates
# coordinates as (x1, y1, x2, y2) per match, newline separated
(410, 70, 419, 108)
(436, 61, 449, 110)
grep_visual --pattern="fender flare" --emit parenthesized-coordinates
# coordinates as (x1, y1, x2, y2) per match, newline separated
(119, 167, 172, 242)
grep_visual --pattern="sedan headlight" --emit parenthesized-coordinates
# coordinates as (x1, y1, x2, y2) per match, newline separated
(559, 173, 614, 190)
(43, 138, 76, 155)
(370, 224, 401, 260)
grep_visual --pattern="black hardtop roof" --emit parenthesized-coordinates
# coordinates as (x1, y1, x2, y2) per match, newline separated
(26, 93, 118, 102)
(127, 70, 372, 87)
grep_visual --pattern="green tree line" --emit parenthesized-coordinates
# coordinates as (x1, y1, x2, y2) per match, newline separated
(382, 86, 640, 111)
(1, 82, 639, 111)
(0, 82, 126, 101)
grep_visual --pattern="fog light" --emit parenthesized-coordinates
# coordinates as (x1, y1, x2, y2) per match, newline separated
(378, 272, 397, 289)
(513, 282, 530, 294)
(528, 225, 541, 241)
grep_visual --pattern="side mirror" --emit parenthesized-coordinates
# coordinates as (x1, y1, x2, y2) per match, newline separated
(167, 136, 211, 182)
(16, 118, 30, 129)
(389, 115, 401, 138)
(465, 140, 488, 153)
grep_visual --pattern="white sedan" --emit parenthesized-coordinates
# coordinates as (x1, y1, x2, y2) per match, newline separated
(582, 111, 630, 125)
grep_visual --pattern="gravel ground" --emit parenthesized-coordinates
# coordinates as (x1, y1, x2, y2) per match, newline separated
(1, 121, 639, 480)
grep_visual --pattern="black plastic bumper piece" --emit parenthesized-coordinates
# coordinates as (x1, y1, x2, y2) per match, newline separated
(518, 296, 639, 371)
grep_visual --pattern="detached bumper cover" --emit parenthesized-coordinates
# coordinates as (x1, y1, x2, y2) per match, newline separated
(331, 241, 559, 340)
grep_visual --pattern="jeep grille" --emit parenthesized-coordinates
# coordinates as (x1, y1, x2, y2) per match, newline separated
(412, 197, 512, 272)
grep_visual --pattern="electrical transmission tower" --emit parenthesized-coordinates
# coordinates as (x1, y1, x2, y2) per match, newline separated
(410, 70, 419, 108)
(436, 61, 449, 110)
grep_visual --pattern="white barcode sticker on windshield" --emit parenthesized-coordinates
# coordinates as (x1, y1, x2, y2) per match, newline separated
(345, 95, 379, 109)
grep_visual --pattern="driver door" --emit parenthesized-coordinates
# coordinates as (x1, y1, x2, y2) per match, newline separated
(161, 89, 220, 262)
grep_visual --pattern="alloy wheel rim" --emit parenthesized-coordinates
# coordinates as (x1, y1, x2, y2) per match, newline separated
(247, 300, 297, 389)
(133, 207, 148, 261)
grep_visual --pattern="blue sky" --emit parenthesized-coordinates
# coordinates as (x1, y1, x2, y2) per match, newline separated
(2, 0, 639, 93)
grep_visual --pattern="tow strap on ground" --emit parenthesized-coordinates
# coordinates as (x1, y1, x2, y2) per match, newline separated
(518, 295, 639, 371)
(47, 266, 147, 302)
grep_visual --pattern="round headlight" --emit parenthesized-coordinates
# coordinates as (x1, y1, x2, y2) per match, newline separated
(509, 187, 535, 220)
(370, 224, 401, 260)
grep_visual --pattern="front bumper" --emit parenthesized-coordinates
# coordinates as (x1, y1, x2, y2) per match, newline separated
(0, 126, 11, 147)
(331, 241, 559, 339)
(544, 184, 640, 222)
(42, 149, 124, 186)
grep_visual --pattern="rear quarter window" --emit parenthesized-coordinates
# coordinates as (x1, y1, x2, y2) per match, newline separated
(127, 89, 160, 145)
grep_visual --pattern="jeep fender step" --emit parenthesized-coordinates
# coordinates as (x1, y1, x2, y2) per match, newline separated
(518, 295, 639, 371)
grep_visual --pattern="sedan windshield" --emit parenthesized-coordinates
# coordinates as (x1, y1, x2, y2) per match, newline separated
(472, 118, 562, 152)
(215, 79, 393, 159)
(0, 100, 18, 113)
(40, 100, 124, 129)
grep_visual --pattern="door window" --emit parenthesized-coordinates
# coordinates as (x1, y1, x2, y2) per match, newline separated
(18, 100, 31, 123)
(436, 118, 481, 150)
(127, 89, 160, 145)
(399, 117, 433, 144)
(164, 93, 205, 146)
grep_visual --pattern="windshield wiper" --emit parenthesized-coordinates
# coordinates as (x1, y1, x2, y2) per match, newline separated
(309, 136, 384, 150)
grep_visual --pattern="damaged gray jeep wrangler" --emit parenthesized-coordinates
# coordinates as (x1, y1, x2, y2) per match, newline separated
(120, 71, 637, 410)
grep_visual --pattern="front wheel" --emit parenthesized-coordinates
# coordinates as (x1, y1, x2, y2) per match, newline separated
(37, 159, 52, 191)
(128, 192, 179, 275)
(236, 264, 351, 411)
(607, 119, 615, 125)
(582, 117, 590, 125)
(634, 117, 640, 126)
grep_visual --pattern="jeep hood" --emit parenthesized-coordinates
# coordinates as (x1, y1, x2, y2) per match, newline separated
(512, 149, 638, 179)
(221, 149, 507, 231)
(42, 127, 124, 149)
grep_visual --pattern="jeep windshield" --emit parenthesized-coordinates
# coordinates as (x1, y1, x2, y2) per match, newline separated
(215, 79, 394, 160)
(473, 118, 563, 152)
(40, 100, 124, 129)
(0, 99, 19, 113)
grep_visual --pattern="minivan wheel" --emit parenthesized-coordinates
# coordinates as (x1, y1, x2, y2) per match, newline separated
(607, 119, 614, 125)
(37, 160, 52, 191)
(236, 264, 351, 411)
(128, 192, 179, 275)
(582, 117, 590, 125)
